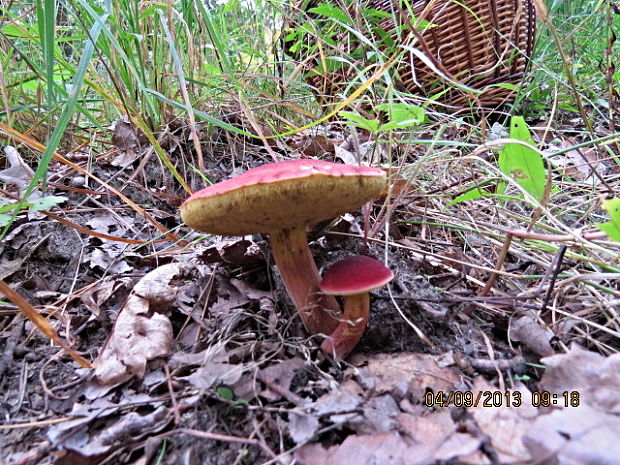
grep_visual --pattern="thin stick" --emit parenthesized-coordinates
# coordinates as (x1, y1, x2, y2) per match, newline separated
(463, 234, 513, 316)
(540, 245, 567, 313)
(165, 364, 181, 425)
(159, 428, 261, 446)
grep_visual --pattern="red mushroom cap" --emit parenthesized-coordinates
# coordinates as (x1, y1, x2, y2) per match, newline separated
(181, 159, 386, 236)
(320, 256, 394, 296)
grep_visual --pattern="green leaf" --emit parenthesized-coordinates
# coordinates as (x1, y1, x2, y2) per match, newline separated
(338, 111, 380, 133)
(308, 3, 350, 24)
(448, 188, 488, 206)
(558, 103, 580, 113)
(360, 8, 392, 20)
(138, 4, 165, 19)
(1, 23, 25, 37)
(595, 198, 620, 241)
(490, 83, 518, 91)
(377, 103, 425, 131)
(223, 0, 239, 14)
(216, 386, 235, 401)
(28, 195, 68, 213)
(498, 116, 546, 202)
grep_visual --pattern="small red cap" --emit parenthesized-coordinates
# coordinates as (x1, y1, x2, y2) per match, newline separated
(320, 256, 394, 296)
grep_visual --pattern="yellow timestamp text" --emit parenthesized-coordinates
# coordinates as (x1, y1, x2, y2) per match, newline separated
(424, 390, 581, 408)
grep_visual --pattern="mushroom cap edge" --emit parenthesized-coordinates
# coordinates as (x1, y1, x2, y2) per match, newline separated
(320, 255, 394, 296)
(181, 159, 387, 236)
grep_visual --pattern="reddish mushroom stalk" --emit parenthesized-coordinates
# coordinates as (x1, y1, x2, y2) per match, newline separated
(319, 256, 394, 359)
(320, 292, 370, 359)
(270, 227, 340, 334)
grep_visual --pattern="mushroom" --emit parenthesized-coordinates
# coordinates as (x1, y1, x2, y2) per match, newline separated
(180, 159, 386, 335)
(319, 255, 394, 359)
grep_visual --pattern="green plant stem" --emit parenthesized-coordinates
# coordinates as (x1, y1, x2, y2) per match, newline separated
(537, 7, 595, 134)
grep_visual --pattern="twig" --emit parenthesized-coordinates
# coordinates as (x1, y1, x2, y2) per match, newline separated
(540, 245, 568, 313)
(462, 234, 513, 316)
(40, 354, 72, 401)
(0, 416, 75, 430)
(250, 418, 280, 463)
(465, 355, 527, 375)
(388, 285, 434, 347)
(0, 280, 91, 368)
(165, 364, 181, 425)
(508, 228, 607, 242)
(50, 374, 88, 393)
(158, 428, 261, 446)
(481, 235, 512, 298)
(0, 314, 23, 379)
(604, 0, 620, 149)
(255, 370, 305, 405)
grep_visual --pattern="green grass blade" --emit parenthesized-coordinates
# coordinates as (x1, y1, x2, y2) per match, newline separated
(39, 0, 56, 109)
(194, 0, 234, 76)
(143, 88, 256, 137)
(1, 9, 109, 239)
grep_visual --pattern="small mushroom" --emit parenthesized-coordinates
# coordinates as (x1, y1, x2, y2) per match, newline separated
(180, 159, 386, 335)
(320, 255, 394, 359)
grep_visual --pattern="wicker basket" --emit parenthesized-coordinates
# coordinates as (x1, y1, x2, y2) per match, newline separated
(287, 0, 536, 109)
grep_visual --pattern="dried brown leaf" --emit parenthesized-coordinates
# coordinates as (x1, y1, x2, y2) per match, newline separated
(547, 137, 605, 182)
(178, 344, 244, 389)
(81, 278, 133, 317)
(258, 357, 305, 402)
(94, 263, 192, 385)
(288, 379, 363, 445)
(540, 343, 620, 412)
(295, 432, 408, 465)
(0, 146, 41, 201)
(354, 394, 400, 434)
(468, 377, 537, 463)
(110, 116, 145, 167)
(295, 426, 481, 465)
(523, 404, 620, 464)
(310, 380, 363, 417)
(292, 134, 337, 158)
(93, 295, 172, 385)
(199, 238, 264, 266)
(351, 352, 461, 399)
(509, 312, 555, 357)
(289, 412, 321, 445)
(57, 406, 169, 462)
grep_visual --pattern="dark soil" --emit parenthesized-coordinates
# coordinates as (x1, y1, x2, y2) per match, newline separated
(1, 121, 614, 465)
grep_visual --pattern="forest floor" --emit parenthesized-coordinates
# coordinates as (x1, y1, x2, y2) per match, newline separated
(1, 108, 620, 465)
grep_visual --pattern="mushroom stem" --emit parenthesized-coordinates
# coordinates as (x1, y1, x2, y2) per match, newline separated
(270, 226, 341, 335)
(320, 292, 369, 359)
